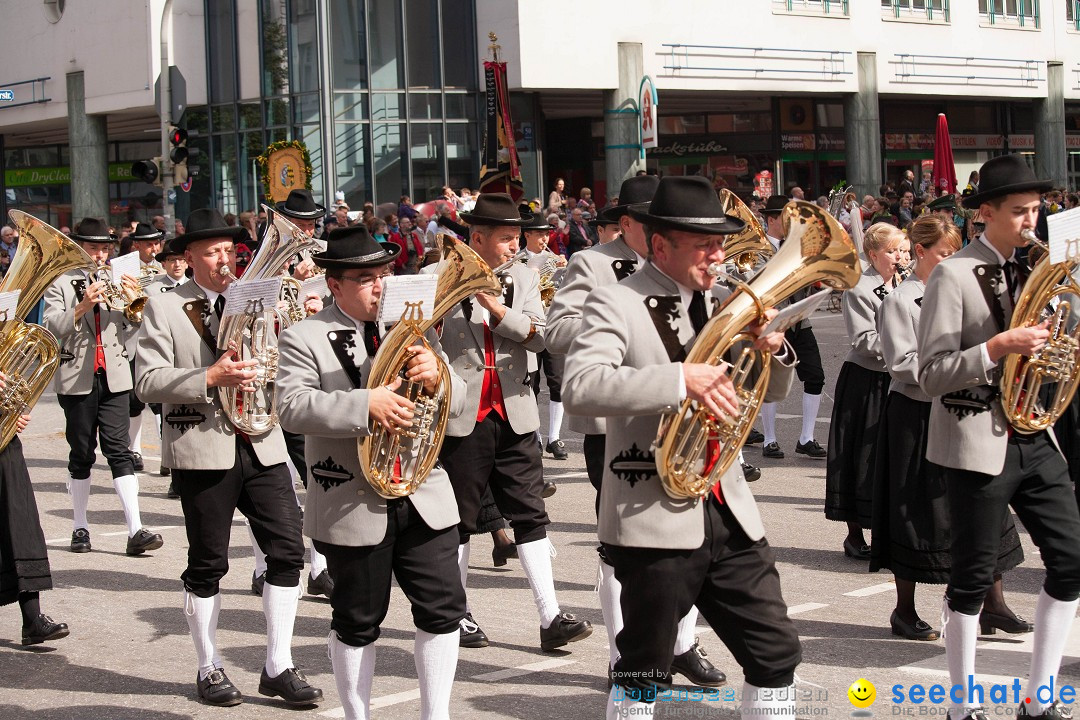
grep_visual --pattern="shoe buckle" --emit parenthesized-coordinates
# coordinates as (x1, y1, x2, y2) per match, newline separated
(460, 618, 480, 634)
(207, 669, 226, 685)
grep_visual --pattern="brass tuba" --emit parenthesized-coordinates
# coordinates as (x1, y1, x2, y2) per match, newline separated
(217, 206, 320, 434)
(0, 211, 97, 450)
(654, 201, 860, 499)
(718, 189, 773, 275)
(358, 233, 501, 498)
(999, 228, 1080, 433)
(92, 263, 156, 323)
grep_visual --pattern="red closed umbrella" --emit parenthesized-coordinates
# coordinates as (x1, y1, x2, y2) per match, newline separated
(932, 113, 958, 196)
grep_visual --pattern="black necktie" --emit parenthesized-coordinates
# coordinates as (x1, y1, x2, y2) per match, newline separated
(689, 291, 709, 335)
(1003, 259, 1027, 302)
(363, 322, 381, 357)
(214, 295, 226, 320)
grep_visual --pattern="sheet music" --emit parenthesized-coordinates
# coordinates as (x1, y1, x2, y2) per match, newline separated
(1047, 206, 1080, 265)
(300, 274, 329, 299)
(222, 278, 282, 318)
(377, 274, 438, 325)
(762, 288, 833, 335)
(0, 290, 21, 322)
(110, 251, 141, 281)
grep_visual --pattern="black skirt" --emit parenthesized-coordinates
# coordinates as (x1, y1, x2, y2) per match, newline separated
(825, 362, 890, 527)
(869, 392, 1024, 582)
(0, 437, 52, 605)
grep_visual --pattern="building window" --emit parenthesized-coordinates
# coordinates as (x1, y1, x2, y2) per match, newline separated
(772, 0, 848, 15)
(882, 0, 949, 22)
(979, 0, 1040, 28)
(1067, 0, 1080, 29)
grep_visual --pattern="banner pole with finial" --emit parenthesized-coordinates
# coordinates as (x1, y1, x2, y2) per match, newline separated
(488, 32, 500, 63)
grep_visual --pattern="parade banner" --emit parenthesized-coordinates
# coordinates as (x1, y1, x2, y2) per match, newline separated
(478, 59, 524, 202)
(257, 140, 312, 204)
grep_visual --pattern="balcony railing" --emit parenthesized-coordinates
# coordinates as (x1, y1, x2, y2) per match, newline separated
(891, 53, 1042, 87)
(773, 0, 849, 15)
(661, 44, 851, 83)
(882, 0, 950, 22)
(0, 77, 51, 110)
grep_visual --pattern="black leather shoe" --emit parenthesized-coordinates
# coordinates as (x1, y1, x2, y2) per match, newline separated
(21, 614, 69, 645)
(540, 612, 593, 651)
(131, 452, 144, 472)
(126, 528, 163, 556)
(795, 439, 827, 458)
(306, 569, 334, 598)
(542, 481, 557, 498)
(546, 439, 569, 460)
(459, 612, 489, 648)
(161, 465, 172, 478)
(947, 710, 990, 720)
(980, 609, 1034, 635)
(890, 610, 939, 640)
(741, 462, 761, 482)
(251, 571, 266, 597)
(259, 667, 323, 706)
(843, 537, 871, 560)
(1019, 700, 1072, 720)
(671, 640, 726, 687)
(197, 668, 243, 707)
(746, 429, 765, 445)
(762, 442, 784, 459)
(70, 528, 91, 553)
(167, 480, 179, 499)
(492, 542, 518, 567)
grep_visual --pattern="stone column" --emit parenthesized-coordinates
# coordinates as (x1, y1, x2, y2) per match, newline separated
(844, 52, 882, 200)
(67, 71, 109, 221)
(1035, 61, 1066, 188)
(604, 42, 645, 199)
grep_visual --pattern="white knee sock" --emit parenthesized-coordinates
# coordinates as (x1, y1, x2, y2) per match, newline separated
(674, 606, 699, 656)
(607, 685, 653, 720)
(1025, 589, 1079, 714)
(112, 474, 143, 536)
(457, 542, 471, 614)
(309, 541, 327, 579)
(518, 538, 560, 628)
(248, 522, 267, 576)
(598, 559, 624, 669)
(69, 476, 90, 531)
(415, 629, 458, 720)
(155, 411, 163, 439)
(329, 631, 374, 720)
(183, 590, 222, 679)
(549, 401, 564, 442)
(800, 392, 822, 445)
(129, 416, 143, 455)
(761, 402, 778, 445)
(263, 582, 300, 677)
(943, 602, 980, 718)
(742, 682, 797, 720)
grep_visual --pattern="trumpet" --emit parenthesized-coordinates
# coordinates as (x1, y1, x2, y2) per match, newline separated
(92, 264, 155, 323)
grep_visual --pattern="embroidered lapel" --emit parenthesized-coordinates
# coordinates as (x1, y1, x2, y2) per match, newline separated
(611, 258, 636, 282)
(182, 298, 217, 352)
(973, 263, 1007, 332)
(645, 295, 688, 362)
(327, 329, 366, 389)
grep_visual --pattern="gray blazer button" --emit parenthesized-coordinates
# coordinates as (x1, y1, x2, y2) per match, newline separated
(356, 489, 365, 496)
(508, 363, 514, 370)
(464, 363, 472, 369)
(459, 332, 465, 339)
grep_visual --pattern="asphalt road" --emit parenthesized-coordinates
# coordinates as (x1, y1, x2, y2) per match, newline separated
(0, 304, 1077, 720)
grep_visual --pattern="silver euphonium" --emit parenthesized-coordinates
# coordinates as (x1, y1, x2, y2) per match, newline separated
(216, 205, 320, 434)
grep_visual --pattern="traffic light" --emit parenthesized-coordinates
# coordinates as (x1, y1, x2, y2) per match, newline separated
(169, 125, 190, 184)
(131, 158, 160, 185)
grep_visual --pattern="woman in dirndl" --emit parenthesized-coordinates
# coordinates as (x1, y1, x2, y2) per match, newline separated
(870, 215, 1029, 640)
(825, 224, 909, 558)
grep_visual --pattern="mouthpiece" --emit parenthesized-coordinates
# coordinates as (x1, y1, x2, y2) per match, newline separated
(219, 264, 236, 280)
(1021, 228, 1039, 244)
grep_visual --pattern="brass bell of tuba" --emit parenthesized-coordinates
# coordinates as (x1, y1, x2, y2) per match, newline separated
(0, 211, 97, 451)
(654, 201, 860, 499)
(217, 206, 321, 434)
(92, 263, 156, 323)
(718, 189, 773, 275)
(999, 228, 1080, 434)
(358, 233, 501, 499)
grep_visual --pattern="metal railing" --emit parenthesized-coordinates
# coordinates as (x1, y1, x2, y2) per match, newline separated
(661, 44, 851, 82)
(981, 0, 1040, 28)
(883, 0, 950, 22)
(0, 77, 51, 110)
(774, 0, 848, 15)
(891, 53, 1042, 87)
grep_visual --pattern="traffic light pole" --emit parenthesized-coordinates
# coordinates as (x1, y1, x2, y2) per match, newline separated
(159, 0, 176, 234)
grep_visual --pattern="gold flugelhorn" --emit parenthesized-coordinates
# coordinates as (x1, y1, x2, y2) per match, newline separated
(92, 263, 156, 323)
(999, 228, 1080, 433)
(654, 201, 860, 498)
(718, 189, 773, 275)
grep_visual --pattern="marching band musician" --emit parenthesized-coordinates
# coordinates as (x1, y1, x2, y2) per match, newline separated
(135, 208, 321, 708)
(126, 222, 164, 473)
(278, 188, 326, 281)
(918, 155, 1080, 720)
(42, 218, 163, 557)
(276, 225, 465, 720)
(563, 176, 801, 720)
(436, 193, 593, 652)
(547, 175, 726, 688)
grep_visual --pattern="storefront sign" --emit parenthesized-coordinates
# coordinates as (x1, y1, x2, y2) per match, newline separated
(5, 162, 136, 188)
(647, 139, 729, 158)
(712, 156, 749, 174)
(817, 133, 846, 151)
(639, 76, 658, 150)
(951, 134, 1005, 149)
(755, 170, 774, 199)
(781, 134, 815, 151)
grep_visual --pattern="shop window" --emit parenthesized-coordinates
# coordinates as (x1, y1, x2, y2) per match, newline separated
(445, 93, 477, 120)
(336, 123, 372, 204)
(372, 123, 408, 205)
(659, 116, 706, 135)
(410, 124, 445, 201)
(815, 103, 844, 128)
(979, 0, 1039, 28)
(881, 0, 949, 22)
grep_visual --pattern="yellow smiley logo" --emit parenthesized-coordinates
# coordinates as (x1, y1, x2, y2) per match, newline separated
(848, 678, 876, 708)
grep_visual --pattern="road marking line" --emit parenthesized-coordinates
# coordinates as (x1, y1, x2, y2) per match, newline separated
(788, 602, 829, 616)
(544, 471, 590, 479)
(775, 414, 828, 422)
(843, 582, 895, 597)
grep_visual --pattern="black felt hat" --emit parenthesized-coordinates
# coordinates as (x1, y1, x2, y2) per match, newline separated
(130, 222, 165, 242)
(607, 175, 660, 219)
(172, 208, 246, 251)
(589, 207, 620, 227)
(927, 194, 957, 212)
(71, 218, 116, 244)
(275, 189, 326, 220)
(311, 224, 400, 269)
(459, 193, 531, 226)
(758, 195, 790, 216)
(154, 239, 184, 263)
(521, 212, 553, 231)
(628, 177, 746, 235)
(962, 154, 1053, 209)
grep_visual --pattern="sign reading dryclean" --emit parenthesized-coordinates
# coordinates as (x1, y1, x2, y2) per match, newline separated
(5, 162, 137, 187)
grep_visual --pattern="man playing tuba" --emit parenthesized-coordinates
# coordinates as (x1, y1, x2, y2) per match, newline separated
(276, 225, 465, 720)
